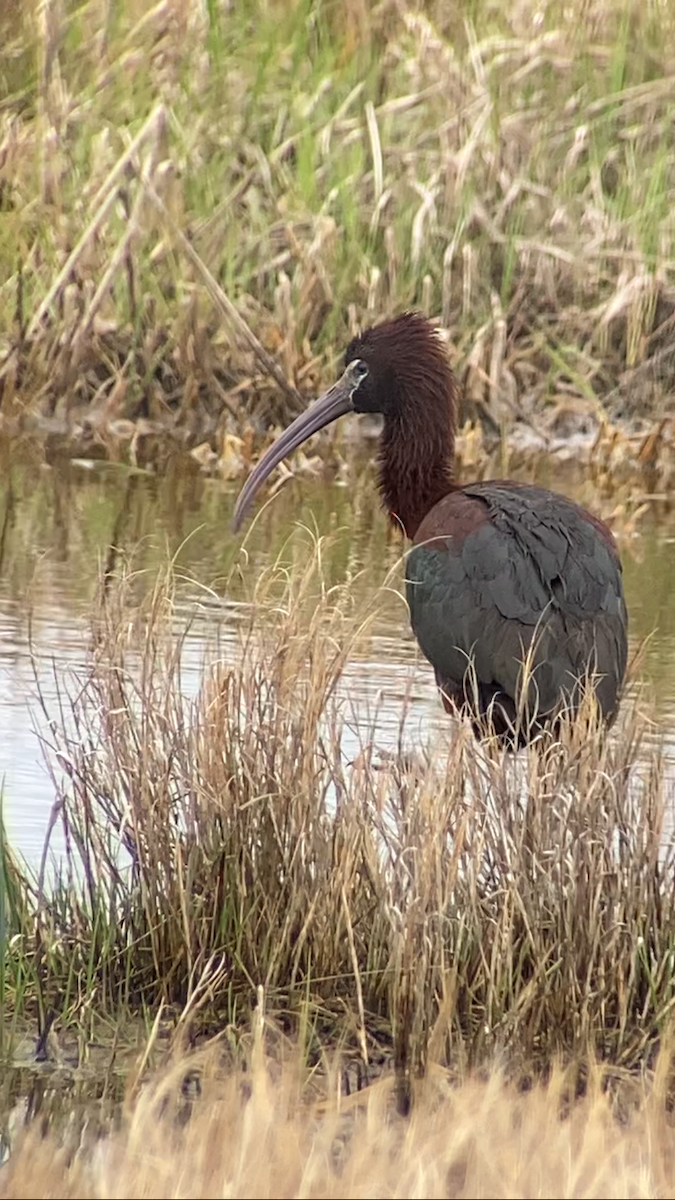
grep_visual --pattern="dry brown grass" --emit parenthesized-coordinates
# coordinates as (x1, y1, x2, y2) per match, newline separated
(0, 0, 674, 498)
(1, 530, 670, 1089)
(3, 1043, 675, 1198)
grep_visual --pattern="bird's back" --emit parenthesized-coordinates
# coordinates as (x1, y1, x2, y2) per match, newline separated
(406, 481, 628, 742)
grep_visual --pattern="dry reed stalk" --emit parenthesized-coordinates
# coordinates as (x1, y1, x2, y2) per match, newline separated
(146, 178, 303, 411)
(1, 535, 664, 1085)
(25, 104, 168, 343)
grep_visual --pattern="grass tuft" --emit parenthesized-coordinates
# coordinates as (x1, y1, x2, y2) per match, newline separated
(1, 532, 671, 1087)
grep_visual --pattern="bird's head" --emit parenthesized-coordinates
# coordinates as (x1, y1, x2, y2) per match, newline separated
(232, 312, 454, 532)
(343, 311, 451, 418)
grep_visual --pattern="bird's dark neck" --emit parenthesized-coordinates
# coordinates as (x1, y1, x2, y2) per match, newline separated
(379, 404, 456, 539)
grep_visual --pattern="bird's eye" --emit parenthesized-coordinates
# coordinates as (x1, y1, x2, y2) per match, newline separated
(351, 359, 368, 382)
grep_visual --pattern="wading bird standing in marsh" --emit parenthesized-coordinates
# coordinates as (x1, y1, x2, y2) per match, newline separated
(233, 313, 628, 746)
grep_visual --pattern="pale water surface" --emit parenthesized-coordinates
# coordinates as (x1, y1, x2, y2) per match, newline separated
(1, 449, 675, 867)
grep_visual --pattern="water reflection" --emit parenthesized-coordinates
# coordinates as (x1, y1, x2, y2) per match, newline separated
(1, 448, 674, 867)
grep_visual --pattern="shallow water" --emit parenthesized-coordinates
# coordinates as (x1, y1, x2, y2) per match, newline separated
(1, 446, 675, 868)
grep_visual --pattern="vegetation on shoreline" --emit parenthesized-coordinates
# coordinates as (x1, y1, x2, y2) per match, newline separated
(5, 1042, 675, 1198)
(1, 497, 671, 1192)
(0, 536, 670, 1075)
(0, 0, 674, 487)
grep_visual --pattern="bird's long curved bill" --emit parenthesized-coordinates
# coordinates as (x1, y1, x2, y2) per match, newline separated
(232, 364, 361, 532)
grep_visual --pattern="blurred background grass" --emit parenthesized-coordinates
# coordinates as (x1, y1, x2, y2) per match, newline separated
(1, 0, 674, 455)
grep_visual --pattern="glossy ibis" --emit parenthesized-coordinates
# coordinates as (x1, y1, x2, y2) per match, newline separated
(233, 313, 628, 746)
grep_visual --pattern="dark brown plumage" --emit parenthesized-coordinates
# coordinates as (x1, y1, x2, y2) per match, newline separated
(233, 312, 628, 746)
